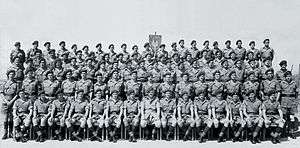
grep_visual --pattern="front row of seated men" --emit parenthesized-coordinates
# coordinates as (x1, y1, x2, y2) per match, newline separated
(11, 86, 285, 144)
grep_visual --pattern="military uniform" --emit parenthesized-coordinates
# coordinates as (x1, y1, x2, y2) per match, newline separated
(42, 79, 60, 101)
(140, 96, 160, 128)
(242, 80, 260, 100)
(75, 79, 93, 97)
(279, 80, 298, 115)
(160, 96, 177, 128)
(262, 99, 284, 128)
(177, 99, 194, 128)
(208, 80, 225, 102)
(225, 80, 242, 101)
(61, 79, 76, 103)
(260, 46, 274, 62)
(22, 77, 39, 101)
(260, 78, 280, 101)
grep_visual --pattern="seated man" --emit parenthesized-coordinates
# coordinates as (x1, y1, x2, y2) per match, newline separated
(12, 89, 33, 142)
(105, 90, 123, 143)
(87, 89, 106, 142)
(66, 89, 89, 142)
(48, 90, 69, 141)
(123, 90, 141, 142)
(262, 93, 285, 144)
(242, 90, 263, 144)
(211, 93, 230, 143)
(177, 92, 195, 141)
(32, 91, 51, 142)
(160, 90, 177, 141)
(194, 93, 212, 143)
(140, 87, 161, 140)
(228, 93, 245, 142)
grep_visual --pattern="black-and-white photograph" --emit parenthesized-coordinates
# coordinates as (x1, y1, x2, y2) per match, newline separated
(0, 0, 300, 148)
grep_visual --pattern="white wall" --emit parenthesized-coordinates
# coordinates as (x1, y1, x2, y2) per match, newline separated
(0, 0, 300, 79)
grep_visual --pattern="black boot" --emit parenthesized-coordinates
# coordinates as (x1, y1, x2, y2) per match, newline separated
(8, 121, 13, 138)
(131, 126, 137, 142)
(2, 122, 8, 140)
(218, 126, 226, 143)
(151, 127, 156, 141)
(183, 126, 191, 141)
(34, 126, 41, 142)
(253, 126, 261, 143)
(39, 126, 46, 142)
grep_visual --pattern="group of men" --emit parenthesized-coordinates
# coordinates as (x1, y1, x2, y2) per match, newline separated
(0, 38, 299, 144)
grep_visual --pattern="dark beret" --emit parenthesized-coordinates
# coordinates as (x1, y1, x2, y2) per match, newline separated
(79, 68, 87, 73)
(39, 58, 46, 63)
(263, 57, 271, 63)
(159, 44, 166, 48)
(96, 43, 102, 48)
(85, 57, 93, 62)
(191, 40, 196, 45)
(24, 68, 34, 75)
(32, 41, 39, 45)
(95, 71, 103, 77)
(63, 69, 73, 76)
(247, 71, 255, 77)
(59, 41, 65, 46)
(247, 59, 256, 63)
(132, 45, 138, 50)
(213, 41, 218, 46)
(279, 60, 287, 66)
(34, 50, 42, 54)
(164, 72, 172, 76)
(171, 42, 177, 47)
(14, 42, 21, 46)
(203, 40, 209, 46)
(181, 72, 189, 77)
(225, 40, 231, 44)
(236, 40, 242, 45)
(48, 49, 55, 54)
(229, 71, 236, 77)
(213, 70, 220, 76)
(82, 45, 89, 50)
(38, 91, 45, 96)
(71, 44, 77, 49)
(75, 50, 82, 55)
(121, 43, 127, 48)
(44, 42, 50, 47)
(17, 88, 25, 94)
(144, 42, 150, 48)
(179, 39, 184, 44)
(265, 68, 274, 75)
(6, 69, 15, 77)
(108, 44, 114, 49)
(221, 59, 228, 65)
(229, 50, 236, 55)
(284, 71, 292, 77)
(110, 90, 119, 95)
(234, 59, 242, 65)
(263, 39, 270, 43)
(249, 41, 255, 46)
(197, 71, 205, 77)
(45, 70, 54, 77)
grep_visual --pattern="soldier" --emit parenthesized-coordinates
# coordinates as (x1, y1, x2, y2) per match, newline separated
(214, 49, 223, 69)
(242, 72, 260, 100)
(160, 90, 177, 141)
(275, 60, 288, 81)
(123, 90, 141, 142)
(261, 93, 285, 144)
(107, 70, 124, 98)
(158, 73, 176, 98)
(27, 40, 42, 60)
(178, 39, 188, 59)
(260, 39, 274, 62)
(279, 71, 299, 139)
(95, 43, 104, 62)
(244, 59, 261, 81)
(194, 92, 212, 143)
(76, 50, 85, 68)
(32, 91, 51, 142)
(208, 70, 225, 102)
(156, 44, 168, 60)
(137, 60, 149, 83)
(175, 73, 193, 100)
(194, 71, 208, 98)
(1, 70, 18, 139)
(105, 90, 123, 142)
(141, 42, 153, 59)
(48, 90, 69, 141)
(83, 57, 96, 80)
(87, 89, 107, 142)
(46, 49, 57, 69)
(61, 69, 76, 103)
(8, 56, 24, 89)
(12, 89, 33, 142)
(94, 72, 108, 98)
(66, 89, 89, 142)
(42, 71, 60, 102)
(219, 59, 231, 82)
(203, 60, 218, 82)
(53, 59, 64, 77)
(228, 93, 245, 142)
(177, 92, 195, 141)
(225, 71, 242, 102)
(124, 71, 142, 100)
(189, 40, 199, 60)
(131, 45, 141, 61)
(234, 40, 246, 61)
(260, 58, 273, 80)
(57, 41, 68, 58)
(169, 42, 179, 59)
(140, 87, 161, 140)
(10, 42, 26, 64)
(223, 40, 234, 59)
(212, 41, 221, 55)
(247, 41, 260, 61)
(69, 44, 78, 59)
(245, 51, 259, 69)
(211, 93, 230, 143)
(260, 69, 280, 101)
(82, 45, 90, 60)
(242, 90, 263, 144)
(75, 69, 93, 100)
(35, 58, 48, 82)
(22, 69, 39, 102)
(188, 60, 200, 83)
(32, 50, 44, 69)
(228, 51, 238, 69)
